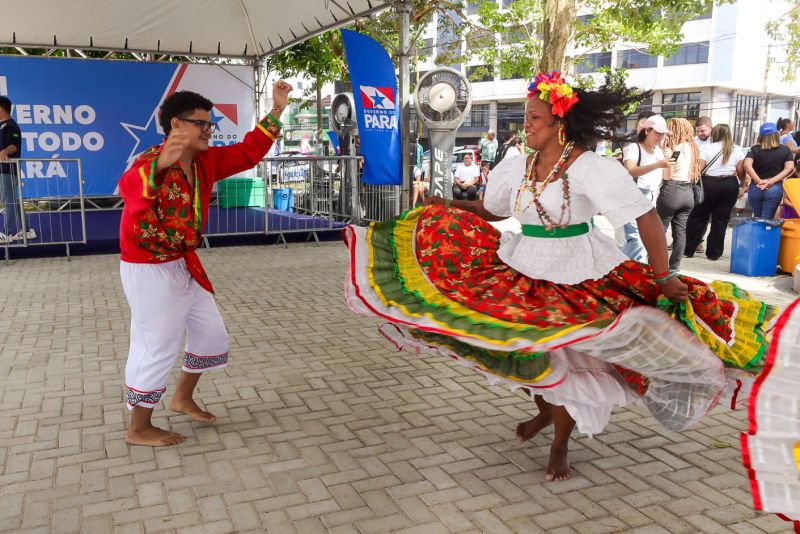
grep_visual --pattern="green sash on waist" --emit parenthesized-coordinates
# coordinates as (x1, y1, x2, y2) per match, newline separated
(520, 220, 594, 238)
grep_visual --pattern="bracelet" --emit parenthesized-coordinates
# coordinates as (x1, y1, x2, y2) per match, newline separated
(653, 271, 670, 279)
(266, 113, 283, 129)
(655, 272, 678, 285)
(445, 199, 452, 208)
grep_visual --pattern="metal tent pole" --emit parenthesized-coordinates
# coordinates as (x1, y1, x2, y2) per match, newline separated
(397, 1, 413, 213)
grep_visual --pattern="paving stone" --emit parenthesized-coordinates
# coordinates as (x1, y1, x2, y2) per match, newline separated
(0, 240, 791, 533)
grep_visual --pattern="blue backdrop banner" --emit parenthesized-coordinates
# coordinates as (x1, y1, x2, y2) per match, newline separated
(341, 29, 401, 185)
(0, 56, 255, 196)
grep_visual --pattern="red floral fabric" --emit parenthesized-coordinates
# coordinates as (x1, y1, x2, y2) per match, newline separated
(416, 205, 733, 343)
(118, 117, 279, 292)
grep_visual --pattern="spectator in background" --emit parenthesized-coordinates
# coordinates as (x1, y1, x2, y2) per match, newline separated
(778, 118, 799, 156)
(0, 96, 34, 244)
(659, 118, 700, 270)
(479, 129, 498, 166)
(491, 132, 517, 169)
(411, 164, 429, 206)
(505, 137, 523, 159)
(620, 115, 674, 262)
(684, 123, 746, 261)
(415, 139, 424, 168)
(694, 116, 713, 153)
(452, 153, 481, 200)
(478, 161, 490, 201)
(743, 122, 796, 219)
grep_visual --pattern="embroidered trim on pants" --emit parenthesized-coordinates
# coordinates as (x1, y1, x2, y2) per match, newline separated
(182, 351, 229, 372)
(126, 386, 166, 409)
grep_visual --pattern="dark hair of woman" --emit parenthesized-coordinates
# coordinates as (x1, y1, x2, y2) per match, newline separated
(777, 117, 792, 132)
(561, 74, 652, 149)
(159, 91, 214, 136)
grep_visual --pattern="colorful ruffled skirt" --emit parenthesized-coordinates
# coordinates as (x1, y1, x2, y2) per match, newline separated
(344, 205, 777, 435)
(741, 298, 800, 530)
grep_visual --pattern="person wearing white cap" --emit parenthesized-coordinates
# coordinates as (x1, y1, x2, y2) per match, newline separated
(619, 115, 675, 262)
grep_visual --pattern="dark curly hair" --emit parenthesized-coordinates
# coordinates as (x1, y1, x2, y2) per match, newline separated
(560, 74, 651, 149)
(158, 91, 213, 136)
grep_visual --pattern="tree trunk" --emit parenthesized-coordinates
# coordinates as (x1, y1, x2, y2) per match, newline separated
(316, 81, 323, 153)
(539, 0, 577, 73)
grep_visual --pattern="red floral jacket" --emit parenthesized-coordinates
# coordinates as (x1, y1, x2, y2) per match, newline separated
(118, 116, 280, 292)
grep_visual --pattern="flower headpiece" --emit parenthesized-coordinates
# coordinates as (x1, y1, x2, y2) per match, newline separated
(528, 71, 579, 118)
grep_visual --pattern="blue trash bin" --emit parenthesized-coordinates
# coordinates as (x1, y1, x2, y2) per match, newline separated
(272, 188, 294, 211)
(730, 218, 783, 276)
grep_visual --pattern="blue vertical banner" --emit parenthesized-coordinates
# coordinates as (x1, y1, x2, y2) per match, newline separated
(327, 130, 341, 155)
(341, 29, 401, 185)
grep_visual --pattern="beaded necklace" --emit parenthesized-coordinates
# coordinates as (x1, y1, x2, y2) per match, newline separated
(513, 142, 575, 231)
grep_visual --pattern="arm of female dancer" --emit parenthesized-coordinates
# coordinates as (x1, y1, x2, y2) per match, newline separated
(637, 208, 689, 302)
(422, 195, 507, 221)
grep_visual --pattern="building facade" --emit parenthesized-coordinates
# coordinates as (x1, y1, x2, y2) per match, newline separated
(416, 0, 799, 148)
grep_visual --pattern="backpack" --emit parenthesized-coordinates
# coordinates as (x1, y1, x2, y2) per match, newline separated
(491, 143, 511, 170)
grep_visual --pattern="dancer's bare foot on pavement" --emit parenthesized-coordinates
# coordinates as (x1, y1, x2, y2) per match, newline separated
(545, 446, 570, 481)
(170, 398, 217, 422)
(126, 426, 185, 446)
(515, 411, 554, 442)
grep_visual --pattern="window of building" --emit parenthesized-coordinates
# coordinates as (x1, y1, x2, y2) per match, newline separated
(574, 52, 611, 73)
(464, 104, 490, 128)
(661, 92, 702, 120)
(466, 65, 495, 83)
(624, 99, 654, 133)
(497, 102, 525, 140)
(420, 37, 434, 53)
(500, 69, 526, 80)
(501, 26, 527, 45)
(663, 42, 709, 66)
(467, 2, 481, 15)
(617, 49, 657, 69)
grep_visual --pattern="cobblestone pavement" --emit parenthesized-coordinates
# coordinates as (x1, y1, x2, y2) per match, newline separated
(0, 233, 796, 533)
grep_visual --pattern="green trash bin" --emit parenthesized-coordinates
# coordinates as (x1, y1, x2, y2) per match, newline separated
(217, 177, 266, 208)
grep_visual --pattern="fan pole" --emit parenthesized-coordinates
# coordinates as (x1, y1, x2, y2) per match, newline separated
(397, 0, 413, 212)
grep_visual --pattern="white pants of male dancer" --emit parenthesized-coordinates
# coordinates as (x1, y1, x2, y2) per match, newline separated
(120, 258, 229, 409)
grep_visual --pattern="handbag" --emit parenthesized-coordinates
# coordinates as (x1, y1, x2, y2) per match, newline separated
(693, 150, 722, 205)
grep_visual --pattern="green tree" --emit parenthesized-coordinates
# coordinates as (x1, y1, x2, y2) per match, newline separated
(468, 0, 734, 78)
(767, 1, 800, 82)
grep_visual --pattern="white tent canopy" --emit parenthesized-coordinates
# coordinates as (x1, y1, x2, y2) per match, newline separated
(3, 0, 393, 58)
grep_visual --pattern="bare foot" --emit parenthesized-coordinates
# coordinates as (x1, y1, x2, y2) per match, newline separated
(545, 447, 570, 481)
(515, 411, 554, 443)
(126, 426, 185, 447)
(169, 398, 217, 422)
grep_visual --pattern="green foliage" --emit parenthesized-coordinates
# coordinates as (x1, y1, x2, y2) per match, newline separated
(468, 0, 735, 78)
(766, 1, 800, 82)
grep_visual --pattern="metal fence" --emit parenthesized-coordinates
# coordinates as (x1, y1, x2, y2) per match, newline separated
(205, 155, 400, 244)
(1, 158, 86, 263)
(0, 155, 398, 262)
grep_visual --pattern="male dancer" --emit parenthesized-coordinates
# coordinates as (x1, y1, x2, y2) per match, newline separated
(118, 80, 292, 446)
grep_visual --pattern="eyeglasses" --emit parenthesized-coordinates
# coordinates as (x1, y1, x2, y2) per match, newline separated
(177, 117, 218, 132)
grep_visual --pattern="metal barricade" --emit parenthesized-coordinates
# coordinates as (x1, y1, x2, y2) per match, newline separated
(204, 175, 268, 238)
(1, 158, 86, 263)
(259, 155, 400, 239)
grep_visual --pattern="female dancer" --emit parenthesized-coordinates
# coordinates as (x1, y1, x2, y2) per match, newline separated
(344, 72, 774, 481)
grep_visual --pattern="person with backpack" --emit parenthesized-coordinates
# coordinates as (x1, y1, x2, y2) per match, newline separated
(620, 115, 675, 262)
(491, 132, 517, 169)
